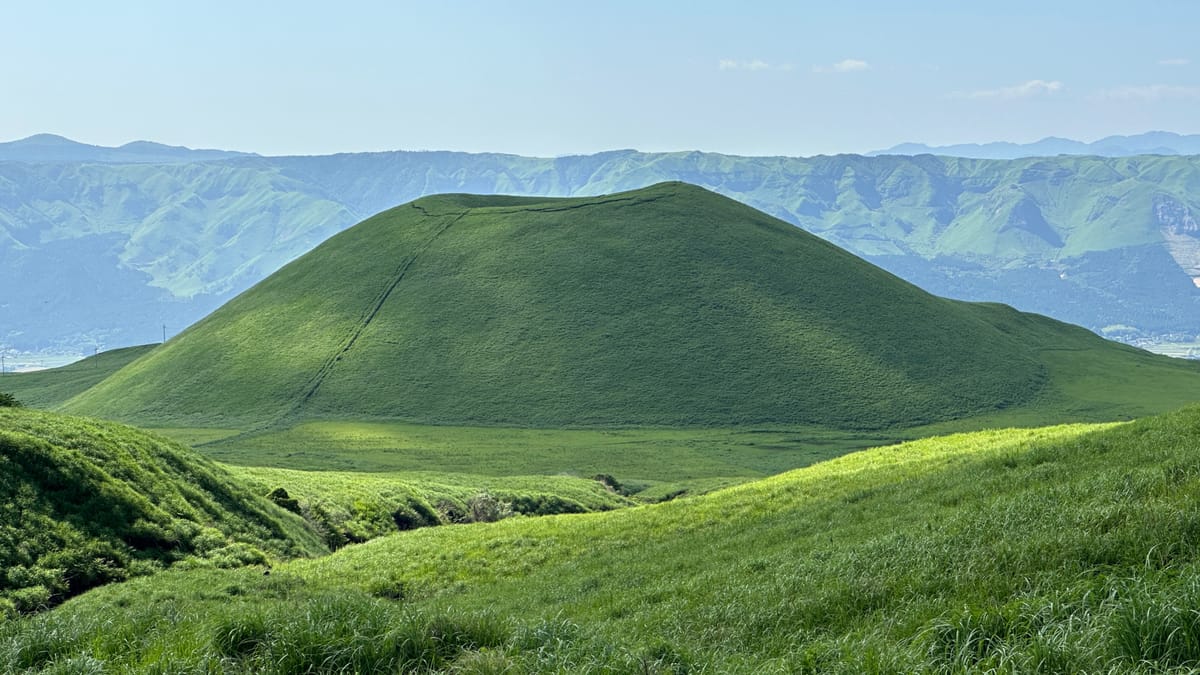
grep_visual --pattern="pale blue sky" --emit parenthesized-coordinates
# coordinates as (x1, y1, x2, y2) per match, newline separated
(3, 1, 1198, 156)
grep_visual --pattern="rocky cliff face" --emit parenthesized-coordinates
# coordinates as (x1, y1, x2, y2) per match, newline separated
(1156, 195, 1200, 286)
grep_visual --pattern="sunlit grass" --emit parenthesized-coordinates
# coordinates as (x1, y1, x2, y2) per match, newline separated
(201, 420, 885, 485)
(15, 408, 1200, 671)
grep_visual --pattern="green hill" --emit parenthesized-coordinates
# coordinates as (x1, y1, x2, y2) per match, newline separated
(0, 408, 324, 615)
(58, 181, 1182, 430)
(12, 407, 1200, 671)
(0, 345, 156, 409)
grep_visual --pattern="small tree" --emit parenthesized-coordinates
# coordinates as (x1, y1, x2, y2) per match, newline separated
(0, 392, 22, 408)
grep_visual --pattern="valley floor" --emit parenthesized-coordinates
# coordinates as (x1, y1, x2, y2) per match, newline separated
(179, 421, 892, 500)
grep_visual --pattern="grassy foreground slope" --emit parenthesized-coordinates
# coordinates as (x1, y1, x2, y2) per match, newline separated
(0, 408, 324, 615)
(11, 407, 1200, 671)
(63, 182, 1200, 430)
(0, 345, 155, 409)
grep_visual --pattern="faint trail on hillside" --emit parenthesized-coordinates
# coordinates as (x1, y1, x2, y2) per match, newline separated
(291, 205, 469, 413)
(498, 194, 666, 214)
(287, 192, 662, 417)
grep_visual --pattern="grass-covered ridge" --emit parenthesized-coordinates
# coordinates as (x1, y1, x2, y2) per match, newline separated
(0, 408, 324, 615)
(0, 345, 155, 409)
(12, 406, 1200, 671)
(61, 182, 1200, 430)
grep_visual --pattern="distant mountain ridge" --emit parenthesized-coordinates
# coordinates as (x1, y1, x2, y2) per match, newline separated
(869, 131, 1200, 159)
(0, 133, 252, 163)
(3, 139, 1200, 352)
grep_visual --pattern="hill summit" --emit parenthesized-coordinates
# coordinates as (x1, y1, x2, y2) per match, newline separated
(62, 182, 1194, 429)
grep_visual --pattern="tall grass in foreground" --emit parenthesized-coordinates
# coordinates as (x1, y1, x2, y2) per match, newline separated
(0, 409, 323, 616)
(0, 570, 511, 674)
(9, 408, 1200, 671)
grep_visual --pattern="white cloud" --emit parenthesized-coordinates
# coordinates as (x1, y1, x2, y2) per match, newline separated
(952, 79, 1063, 100)
(720, 58, 768, 71)
(1159, 57, 1191, 66)
(1094, 84, 1200, 101)
(813, 58, 870, 74)
(718, 59, 794, 72)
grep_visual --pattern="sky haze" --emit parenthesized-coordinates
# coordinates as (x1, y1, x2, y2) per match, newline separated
(4, 0, 1197, 157)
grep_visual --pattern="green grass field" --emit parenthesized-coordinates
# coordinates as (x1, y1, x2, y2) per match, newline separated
(10, 406, 1200, 672)
(155, 328, 1200, 516)
(174, 421, 887, 544)
(194, 421, 887, 488)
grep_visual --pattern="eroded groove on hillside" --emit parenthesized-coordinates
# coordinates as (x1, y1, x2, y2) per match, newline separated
(292, 208, 469, 411)
(285, 193, 665, 420)
(408, 194, 668, 218)
(492, 194, 668, 215)
(410, 203, 460, 218)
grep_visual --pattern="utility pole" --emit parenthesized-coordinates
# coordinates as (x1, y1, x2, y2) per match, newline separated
(162, 324, 167, 344)
(1, 354, 5, 375)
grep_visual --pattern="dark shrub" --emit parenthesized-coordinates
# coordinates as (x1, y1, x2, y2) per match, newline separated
(392, 497, 441, 531)
(593, 473, 627, 494)
(467, 493, 513, 523)
(436, 499, 469, 524)
(266, 487, 301, 514)
(391, 509, 423, 531)
(408, 497, 442, 525)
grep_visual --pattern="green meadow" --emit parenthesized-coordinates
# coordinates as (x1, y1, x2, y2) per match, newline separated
(7, 408, 1200, 672)
(197, 421, 886, 493)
